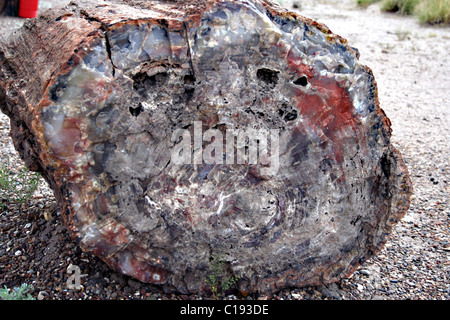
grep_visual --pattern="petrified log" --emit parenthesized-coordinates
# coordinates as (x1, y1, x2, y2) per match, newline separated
(0, 0, 412, 294)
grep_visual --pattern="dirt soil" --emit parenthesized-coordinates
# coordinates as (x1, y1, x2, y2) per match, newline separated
(0, 0, 448, 300)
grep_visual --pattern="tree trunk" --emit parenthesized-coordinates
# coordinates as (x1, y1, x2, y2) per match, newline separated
(0, 0, 412, 294)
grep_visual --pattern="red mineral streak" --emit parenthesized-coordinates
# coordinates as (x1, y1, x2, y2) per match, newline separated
(286, 48, 359, 183)
(95, 193, 110, 215)
(82, 79, 113, 107)
(116, 251, 167, 284)
(295, 75, 355, 164)
(286, 48, 316, 79)
(100, 222, 131, 248)
(48, 117, 82, 158)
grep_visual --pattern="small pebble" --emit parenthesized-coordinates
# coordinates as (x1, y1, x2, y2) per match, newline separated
(360, 269, 371, 276)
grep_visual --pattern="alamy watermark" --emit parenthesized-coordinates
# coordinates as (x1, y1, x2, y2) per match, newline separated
(171, 121, 280, 176)
(66, 264, 81, 290)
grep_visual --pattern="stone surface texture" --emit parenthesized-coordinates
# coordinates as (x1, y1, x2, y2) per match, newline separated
(0, 0, 412, 294)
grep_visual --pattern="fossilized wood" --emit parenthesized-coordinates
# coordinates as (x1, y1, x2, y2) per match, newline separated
(0, 0, 412, 294)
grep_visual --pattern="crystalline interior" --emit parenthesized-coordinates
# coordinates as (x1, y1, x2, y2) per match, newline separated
(40, 0, 399, 292)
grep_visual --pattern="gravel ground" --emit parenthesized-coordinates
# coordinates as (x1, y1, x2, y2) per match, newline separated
(0, 0, 448, 300)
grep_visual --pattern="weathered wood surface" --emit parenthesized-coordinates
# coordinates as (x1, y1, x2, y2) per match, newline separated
(0, 0, 412, 294)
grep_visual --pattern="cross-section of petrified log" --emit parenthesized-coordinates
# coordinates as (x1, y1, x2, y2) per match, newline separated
(0, 0, 412, 294)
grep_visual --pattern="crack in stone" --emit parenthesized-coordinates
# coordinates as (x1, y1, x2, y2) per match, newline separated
(104, 33, 117, 77)
(183, 21, 196, 84)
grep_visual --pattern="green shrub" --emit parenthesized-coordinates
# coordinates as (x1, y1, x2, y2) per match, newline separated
(415, 0, 450, 24)
(204, 252, 239, 299)
(360, 0, 450, 24)
(381, 0, 421, 14)
(0, 284, 35, 300)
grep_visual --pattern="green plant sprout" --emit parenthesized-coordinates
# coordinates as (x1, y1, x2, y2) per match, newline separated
(0, 157, 41, 210)
(204, 252, 240, 299)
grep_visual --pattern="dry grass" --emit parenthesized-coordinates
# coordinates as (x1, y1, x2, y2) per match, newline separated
(356, 0, 450, 24)
(415, 0, 450, 24)
(381, 0, 420, 14)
